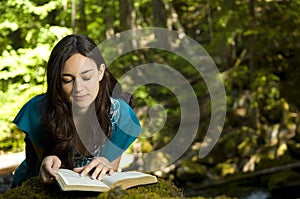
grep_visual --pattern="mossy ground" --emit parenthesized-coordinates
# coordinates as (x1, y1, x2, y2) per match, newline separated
(0, 176, 185, 199)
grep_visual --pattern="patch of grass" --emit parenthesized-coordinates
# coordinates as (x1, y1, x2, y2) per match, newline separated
(0, 176, 184, 199)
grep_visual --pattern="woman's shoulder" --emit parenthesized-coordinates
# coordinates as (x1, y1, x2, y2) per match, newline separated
(18, 94, 46, 109)
(102, 97, 142, 161)
(109, 97, 131, 123)
(25, 94, 46, 106)
(13, 94, 46, 127)
(13, 94, 47, 145)
(110, 97, 123, 124)
(109, 97, 142, 136)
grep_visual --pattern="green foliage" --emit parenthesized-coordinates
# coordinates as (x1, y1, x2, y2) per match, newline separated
(0, 126, 24, 153)
(0, 0, 72, 152)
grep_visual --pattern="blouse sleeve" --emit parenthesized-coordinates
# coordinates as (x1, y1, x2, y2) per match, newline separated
(101, 98, 142, 161)
(12, 94, 46, 148)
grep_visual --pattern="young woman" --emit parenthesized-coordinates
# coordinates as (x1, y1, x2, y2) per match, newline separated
(12, 34, 142, 187)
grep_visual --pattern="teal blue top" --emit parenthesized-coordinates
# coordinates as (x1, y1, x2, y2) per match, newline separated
(12, 94, 142, 187)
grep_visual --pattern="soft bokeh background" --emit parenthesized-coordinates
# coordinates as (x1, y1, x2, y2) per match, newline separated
(1, 0, 300, 198)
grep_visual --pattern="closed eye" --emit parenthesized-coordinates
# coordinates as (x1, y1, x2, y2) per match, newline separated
(62, 75, 74, 84)
(82, 76, 91, 81)
(81, 70, 93, 81)
(62, 79, 73, 84)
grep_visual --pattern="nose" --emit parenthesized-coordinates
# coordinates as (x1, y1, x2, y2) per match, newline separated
(73, 78, 83, 94)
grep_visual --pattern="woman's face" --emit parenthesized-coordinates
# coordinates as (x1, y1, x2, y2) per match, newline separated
(62, 53, 105, 110)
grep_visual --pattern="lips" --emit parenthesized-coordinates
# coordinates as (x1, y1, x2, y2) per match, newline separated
(73, 95, 88, 101)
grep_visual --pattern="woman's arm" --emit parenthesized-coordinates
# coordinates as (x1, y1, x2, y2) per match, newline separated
(73, 156, 121, 180)
(31, 140, 62, 184)
(31, 142, 44, 161)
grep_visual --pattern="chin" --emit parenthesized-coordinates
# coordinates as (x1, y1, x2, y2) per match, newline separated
(72, 102, 93, 111)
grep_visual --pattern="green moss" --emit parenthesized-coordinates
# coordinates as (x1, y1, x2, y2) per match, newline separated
(176, 159, 207, 182)
(0, 176, 183, 199)
(124, 179, 183, 199)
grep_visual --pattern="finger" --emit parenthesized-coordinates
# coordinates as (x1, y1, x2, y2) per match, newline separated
(39, 170, 48, 183)
(40, 164, 53, 183)
(108, 168, 114, 176)
(47, 165, 59, 179)
(40, 172, 55, 184)
(97, 166, 109, 181)
(73, 167, 85, 173)
(52, 158, 61, 172)
(91, 164, 104, 180)
(50, 167, 60, 180)
(44, 161, 53, 173)
(43, 160, 56, 176)
(80, 160, 98, 177)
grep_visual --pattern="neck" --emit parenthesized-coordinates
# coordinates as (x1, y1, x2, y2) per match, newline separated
(72, 103, 94, 116)
(73, 104, 98, 130)
(72, 102, 103, 155)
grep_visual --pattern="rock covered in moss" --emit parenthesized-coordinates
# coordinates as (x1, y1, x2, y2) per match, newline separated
(0, 175, 183, 199)
(176, 159, 207, 182)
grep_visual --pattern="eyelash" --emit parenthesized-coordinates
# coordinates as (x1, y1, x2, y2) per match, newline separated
(62, 79, 73, 84)
(62, 77, 91, 84)
(82, 77, 91, 81)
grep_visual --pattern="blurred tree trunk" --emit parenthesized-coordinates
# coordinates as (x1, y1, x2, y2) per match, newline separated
(152, 0, 167, 28)
(249, 0, 256, 82)
(118, 0, 136, 51)
(71, 0, 76, 33)
(249, 0, 259, 129)
(119, 0, 136, 31)
(152, 0, 170, 49)
(78, 0, 87, 34)
(102, 1, 115, 38)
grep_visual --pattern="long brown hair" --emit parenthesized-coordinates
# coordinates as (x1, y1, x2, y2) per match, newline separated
(42, 34, 122, 168)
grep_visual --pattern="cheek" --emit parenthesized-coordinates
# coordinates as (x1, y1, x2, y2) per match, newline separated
(91, 80, 100, 94)
(86, 79, 100, 99)
(62, 84, 73, 96)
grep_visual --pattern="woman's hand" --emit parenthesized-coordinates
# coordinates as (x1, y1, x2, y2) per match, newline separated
(73, 157, 116, 180)
(39, 155, 62, 184)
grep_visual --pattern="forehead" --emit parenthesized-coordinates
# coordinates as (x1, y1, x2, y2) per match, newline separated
(63, 53, 97, 74)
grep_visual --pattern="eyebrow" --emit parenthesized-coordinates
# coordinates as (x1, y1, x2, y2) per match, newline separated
(62, 69, 94, 77)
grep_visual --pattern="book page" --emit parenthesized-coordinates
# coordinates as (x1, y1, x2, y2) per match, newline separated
(102, 171, 154, 187)
(58, 169, 110, 189)
(57, 169, 157, 191)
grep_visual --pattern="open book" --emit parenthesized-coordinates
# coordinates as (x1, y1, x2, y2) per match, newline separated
(56, 169, 158, 192)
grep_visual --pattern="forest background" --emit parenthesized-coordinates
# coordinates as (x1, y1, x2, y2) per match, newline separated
(1, 0, 300, 197)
